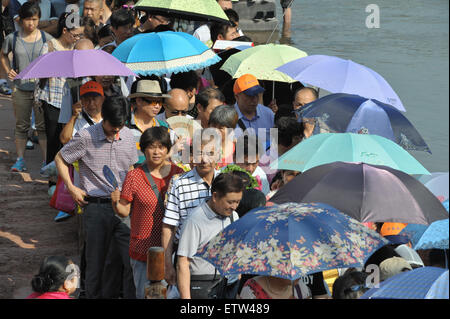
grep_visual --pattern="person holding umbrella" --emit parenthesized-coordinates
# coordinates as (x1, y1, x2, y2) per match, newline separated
(233, 73, 274, 150)
(37, 11, 85, 176)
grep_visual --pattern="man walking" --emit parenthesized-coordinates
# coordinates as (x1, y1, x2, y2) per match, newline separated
(54, 96, 138, 299)
(177, 172, 244, 299)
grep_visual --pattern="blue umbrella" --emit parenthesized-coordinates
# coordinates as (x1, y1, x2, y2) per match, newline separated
(360, 267, 449, 299)
(443, 199, 449, 212)
(276, 54, 405, 112)
(112, 31, 221, 76)
(414, 219, 449, 250)
(296, 93, 431, 153)
(399, 199, 449, 248)
(398, 224, 428, 248)
(196, 202, 388, 280)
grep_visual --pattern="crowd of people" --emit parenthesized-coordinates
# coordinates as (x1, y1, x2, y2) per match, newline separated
(0, 0, 447, 300)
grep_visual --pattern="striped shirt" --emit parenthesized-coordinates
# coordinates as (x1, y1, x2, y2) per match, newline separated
(163, 168, 220, 241)
(60, 121, 138, 197)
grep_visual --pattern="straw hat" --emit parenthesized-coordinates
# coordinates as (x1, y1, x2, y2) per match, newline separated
(128, 79, 170, 99)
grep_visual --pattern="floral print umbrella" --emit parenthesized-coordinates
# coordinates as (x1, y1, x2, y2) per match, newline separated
(196, 202, 388, 280)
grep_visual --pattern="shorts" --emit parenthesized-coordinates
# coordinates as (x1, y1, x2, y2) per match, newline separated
(281, 0, 294, 9)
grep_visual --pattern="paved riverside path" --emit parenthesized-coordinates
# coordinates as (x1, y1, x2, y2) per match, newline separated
(0, 94, 78, 299)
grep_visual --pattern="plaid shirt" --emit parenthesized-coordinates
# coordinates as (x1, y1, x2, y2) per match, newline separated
(60, 121, 138, 197)
(35, 41, 68, 108)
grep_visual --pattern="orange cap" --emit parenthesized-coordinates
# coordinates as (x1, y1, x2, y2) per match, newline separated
(380, 223, 408, 237)
(80, 81, 104, 97)
(233, 74, 265, 96)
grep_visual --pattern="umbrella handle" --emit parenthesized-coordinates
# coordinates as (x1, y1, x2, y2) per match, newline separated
(272, 81, 275, 101)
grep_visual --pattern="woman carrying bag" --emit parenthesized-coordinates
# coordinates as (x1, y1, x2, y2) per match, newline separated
(111, 126, 184, 299)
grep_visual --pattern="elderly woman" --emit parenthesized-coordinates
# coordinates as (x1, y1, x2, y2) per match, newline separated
(111, 126, 184, 299)
(207, 104, 238, 168)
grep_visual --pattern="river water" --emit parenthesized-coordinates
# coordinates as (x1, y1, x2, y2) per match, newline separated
(258, 0, 449, 173)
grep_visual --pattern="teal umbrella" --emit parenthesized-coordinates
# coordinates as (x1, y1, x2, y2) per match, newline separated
(270, 133, 430, 175)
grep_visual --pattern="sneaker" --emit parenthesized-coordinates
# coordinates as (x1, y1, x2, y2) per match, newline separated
(54, 211, 72, 222)
(11, 157, 27, 172)
(26, 139, 34, 150)
(0, 82, 12, 95)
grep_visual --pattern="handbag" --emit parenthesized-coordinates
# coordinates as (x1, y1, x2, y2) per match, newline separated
(50, 165, 76, 215)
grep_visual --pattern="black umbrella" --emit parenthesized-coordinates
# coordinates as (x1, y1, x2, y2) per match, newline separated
(270, 162, 448, 225)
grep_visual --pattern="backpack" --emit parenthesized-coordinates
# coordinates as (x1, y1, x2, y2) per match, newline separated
(12, 30, 47, 71)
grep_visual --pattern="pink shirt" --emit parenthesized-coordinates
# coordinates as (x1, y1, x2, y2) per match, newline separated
(27, 291, 72, 299)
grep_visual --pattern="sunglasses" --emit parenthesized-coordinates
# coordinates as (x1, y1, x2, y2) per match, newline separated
(170, 110, 188, 116)
(141, 97, 163, 106)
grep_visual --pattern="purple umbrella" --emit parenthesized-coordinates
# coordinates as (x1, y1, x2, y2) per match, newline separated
(276, 55, 405, 112)
(15, 49, 136, 79)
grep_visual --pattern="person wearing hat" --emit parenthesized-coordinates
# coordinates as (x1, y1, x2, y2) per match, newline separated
(380, 222, 410, 245)
(60, 80, 105, 145)
(233, 74, 274, 150)
(55, 80, 105, 223)
(127, 79, 177, 164)
(379, 256, 412, 282)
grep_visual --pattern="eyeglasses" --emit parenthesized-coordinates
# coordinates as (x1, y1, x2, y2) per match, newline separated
(170, 110, 188, 116)
(70, 31, 84, 39)
(141, 97, 163, 106)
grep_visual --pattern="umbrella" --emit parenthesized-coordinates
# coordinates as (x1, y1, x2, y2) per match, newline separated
(15, 49, 136, 79)
(296, 93, 431, 153)
(196, 202, 388, 280)
(269, 133, 430, 175)
(134, 0, 229, 23)
(360, 267, 449, 299)
(220, 43, 308, 83)
(414, 219, 449, 250)
(270, 162, 449, 225)
(444, 199, 449, 211)
(276, 54, 405, 112)
(399, 199, 449, 248)
(112, 31, 221, 76)
(416, 172, 449, 202)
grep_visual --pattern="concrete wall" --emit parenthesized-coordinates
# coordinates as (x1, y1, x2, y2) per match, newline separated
(233, 0, 279, 32)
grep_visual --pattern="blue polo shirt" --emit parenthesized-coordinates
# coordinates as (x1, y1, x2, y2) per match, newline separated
(234, 103, 274, 150)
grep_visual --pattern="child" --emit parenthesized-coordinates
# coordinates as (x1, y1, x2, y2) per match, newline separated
(27, 256, 79, 299)
(235, 135, 270, 195)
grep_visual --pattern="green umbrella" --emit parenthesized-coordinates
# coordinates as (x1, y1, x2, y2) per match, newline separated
(134, 0, 229, 23)
(219, 43, 308, 83)
(269, 133, 430, 175)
